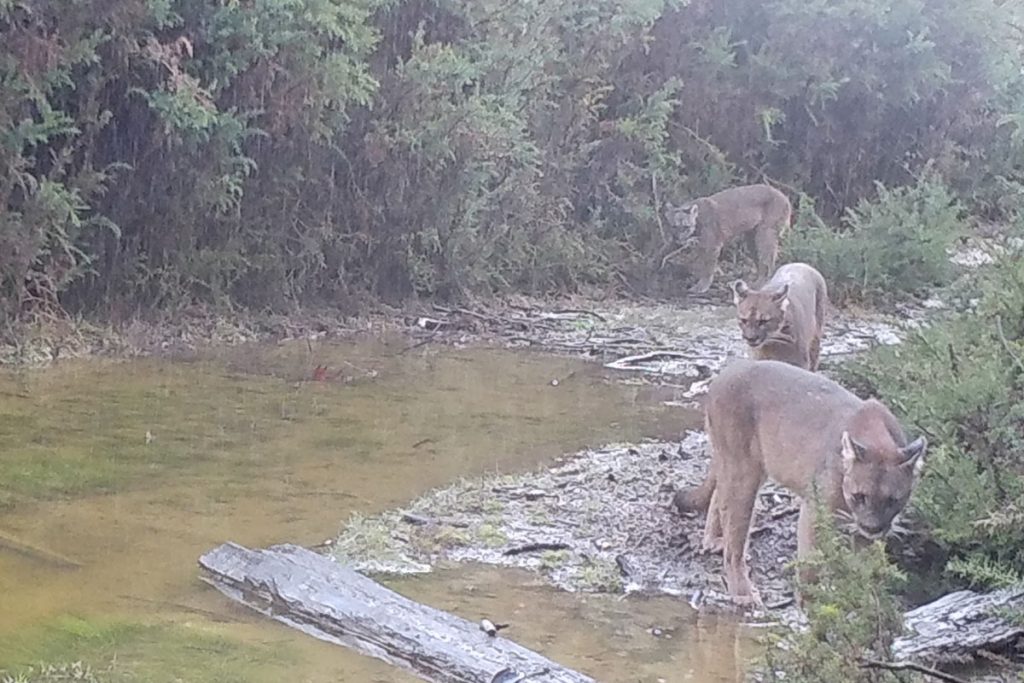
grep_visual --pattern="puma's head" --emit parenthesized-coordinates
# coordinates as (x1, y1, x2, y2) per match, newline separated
(665, 202, 700, 242)
(732, 280, 789, 348)
(840, 430, 927, 540)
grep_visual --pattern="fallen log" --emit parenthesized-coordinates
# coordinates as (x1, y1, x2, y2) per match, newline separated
(893, 587, 1024, 663)
(198, 542, 597, 683)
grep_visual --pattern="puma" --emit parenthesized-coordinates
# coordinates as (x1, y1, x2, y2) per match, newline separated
(732, 262, 828, 371)
(674, 359, 927, 607)
(661, 184, 791, 293)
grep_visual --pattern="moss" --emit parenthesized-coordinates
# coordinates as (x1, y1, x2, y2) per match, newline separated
(332, 513, 402, 563)
(431, 526, 472, 549)
(0, 617, 293, 683)
(480, 498, 505, 515)
(527, 508, 552, 525)
(539, 550, 570, 570)
(475, 523, 508, 548)
(578, 558, 623, 592)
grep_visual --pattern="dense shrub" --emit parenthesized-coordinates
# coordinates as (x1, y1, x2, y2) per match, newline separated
(2, 0, 1023, 319)
(783, 174, 965, 305)
(841, 256, 1024, 588)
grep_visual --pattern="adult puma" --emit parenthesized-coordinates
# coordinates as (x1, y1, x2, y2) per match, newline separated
(674, 360, 927, 607)
(732, 262, 828, 371)
(662, 184, 791, 293)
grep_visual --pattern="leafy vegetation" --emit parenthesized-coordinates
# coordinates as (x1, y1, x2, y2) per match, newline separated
(783, 173, 964, 304)
(760, 506, 910, 682)
(759, 255, 1024, 681)
(2, 662, 103, 683)
(3, 0, 1024, 322)
(842, 255, 1024, 588)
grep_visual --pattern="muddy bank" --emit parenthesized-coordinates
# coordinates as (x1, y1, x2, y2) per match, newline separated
(5, 233, 1016, 369)
(0, 306, 381, 367)
(0, 293, 924, 372)
(330, 433, 806, 624)
(324, 294, 939, 624)
(402, 297, 931, 401)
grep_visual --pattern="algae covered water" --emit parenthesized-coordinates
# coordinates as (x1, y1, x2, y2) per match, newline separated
(0, 336, 749, 682)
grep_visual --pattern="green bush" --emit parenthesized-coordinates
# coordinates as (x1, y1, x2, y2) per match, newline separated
(840, 256, 1024, 588)
(759, 505, 910, 683)
(784, 175, 964, 304)
(2, 0, 1023, 317)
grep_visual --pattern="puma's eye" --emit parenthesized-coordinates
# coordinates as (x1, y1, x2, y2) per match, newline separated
(757, 318, 770, 326)
(886, 496, 899, 508)
(852, 493, 867, 506)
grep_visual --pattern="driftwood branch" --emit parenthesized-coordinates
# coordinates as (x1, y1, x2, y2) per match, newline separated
(860, 658, 969, 683)
(199, 542, 596, 683)
(503, 542, 571, 557)
(604, 350, 698, 371)
(893, 587, 1024, 663)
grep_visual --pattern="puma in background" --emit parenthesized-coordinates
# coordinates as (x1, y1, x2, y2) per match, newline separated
(663, 183, 792, 294)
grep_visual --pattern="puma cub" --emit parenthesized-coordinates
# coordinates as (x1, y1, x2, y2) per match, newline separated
(674, 359, 927, 607)
(732, 262, 828, 371)
(662, 184, 791, 293)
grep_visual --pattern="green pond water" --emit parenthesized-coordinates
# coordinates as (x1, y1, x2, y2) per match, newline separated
(0, 335, 751, 682)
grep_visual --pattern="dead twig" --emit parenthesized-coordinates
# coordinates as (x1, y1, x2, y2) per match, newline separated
(652, 171, 668, 245)
(401, 512, 432, 526)
(995, 315, 1024, 374)
(548, 308, 607, 323)
(503, 542, 571, 557)
(859, 658, 969, 683)
(769, 506, 800, 521)
(395, 337, 433, 355)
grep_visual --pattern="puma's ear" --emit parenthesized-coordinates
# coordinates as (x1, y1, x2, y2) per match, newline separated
(841, 431, 866, 471)
(732, 280, 750, 304)
(770, 283, 789, 303)
(899, 436, 928, 477)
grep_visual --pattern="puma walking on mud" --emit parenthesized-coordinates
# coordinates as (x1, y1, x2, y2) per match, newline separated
(663, 184, 791, 294)
(674, 360, 927, 607)
(733, 262, 828, 371)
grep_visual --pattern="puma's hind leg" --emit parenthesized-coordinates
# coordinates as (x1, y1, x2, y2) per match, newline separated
(752, 224, 780, 287)
(701, 487, 725, 554)
(808, 333, 822, 372)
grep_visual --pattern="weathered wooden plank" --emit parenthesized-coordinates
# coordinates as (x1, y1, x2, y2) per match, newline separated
(893, 587, 1024, 663)
(198, 542, 597, 683)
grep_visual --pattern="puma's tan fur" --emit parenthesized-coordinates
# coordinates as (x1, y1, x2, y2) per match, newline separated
(674, 360, 927, 607)
(732, 262, 828, 371)
(662, 184, 792, 293)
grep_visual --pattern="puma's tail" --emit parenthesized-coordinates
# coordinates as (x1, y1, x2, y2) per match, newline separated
(673, 472, 716, 513)
(673, 411, 717, 514)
